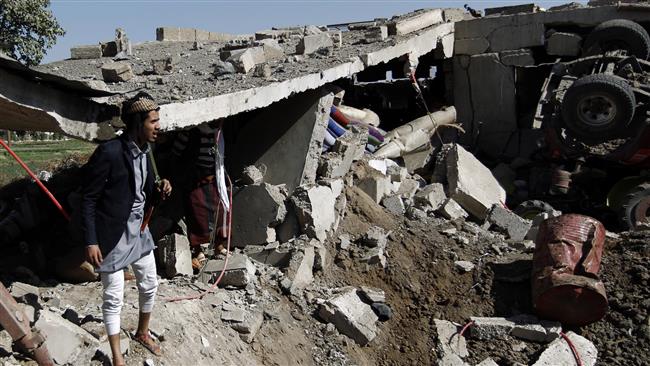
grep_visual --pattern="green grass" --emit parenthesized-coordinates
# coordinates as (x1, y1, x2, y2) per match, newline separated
(0, 139, 96, 186)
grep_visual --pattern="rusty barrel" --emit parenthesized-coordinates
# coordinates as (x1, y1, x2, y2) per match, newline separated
(532, 214, 608, 326)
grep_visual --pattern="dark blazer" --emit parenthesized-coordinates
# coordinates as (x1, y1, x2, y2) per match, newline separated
(81, 136, 154, 255)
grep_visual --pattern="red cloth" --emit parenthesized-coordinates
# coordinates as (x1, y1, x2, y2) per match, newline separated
(186, 176, 228, 247)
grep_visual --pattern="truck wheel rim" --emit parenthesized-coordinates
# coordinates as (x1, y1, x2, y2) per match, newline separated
(577, 94, 617, 127)
(633, 196, 650, 227)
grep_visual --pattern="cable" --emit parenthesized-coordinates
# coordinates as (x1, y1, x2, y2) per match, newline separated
(560, 331, 583, 366)
(458, 320, 475, 338)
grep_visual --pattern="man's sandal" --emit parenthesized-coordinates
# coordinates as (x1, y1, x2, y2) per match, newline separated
(133, 332, 161, 356)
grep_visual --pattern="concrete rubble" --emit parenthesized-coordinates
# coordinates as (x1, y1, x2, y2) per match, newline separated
(199, 253, 256, 287)
(156, 233, 193, 277)
(318, 288, 379, 346)
(533, 331, 597, 366)
(486, 204, 532, 241)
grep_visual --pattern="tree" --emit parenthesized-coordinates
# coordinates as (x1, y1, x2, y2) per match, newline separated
(0, 0, 65, 66)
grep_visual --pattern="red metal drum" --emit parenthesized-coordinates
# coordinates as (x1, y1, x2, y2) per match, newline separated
(532, 214, 608, 326)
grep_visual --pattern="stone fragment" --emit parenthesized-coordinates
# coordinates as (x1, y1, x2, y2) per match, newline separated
(361, 226, 388, 249)
(229, 310, 264, 343)
(546, 32, 582, 57)
(397, 178, 420, 199)
(438, 198, 469, 220)
(434, 319, 469, 360)
(227, 47, 266, 73)
(414, 183, 447, 212)
(214, 60, 236, 76)
(151, 57, 174, 75)
(221, 304, 246, 322)
(388, 9, 444, 36)
(291, 185, 337, 241)
(402, 144, 434, 174)
(526, 210, 562, 241)
(470, 316, 517, 340)
(500, 49, 535, 67)
(318, 288, 378, 345)
(509, 315, 561, 343)
(70, 45, 102, 59)
(406, 206, 428, 221)
(532, 331, 597, 366)
(488, 22, 545, 52)
(487, 204, 532, 241)
(35, 310, 99, 365)
(253, 63, 272, 78)
(371, 303, 392, 321)
(280, 243, 315, 295)
(101, 62, 134, 82)
(156, 233, 193, 277)
(357, 175, 391, 204)
(327, 30, 343, 47)
(339, 234, 351, 250)
(320, 126, 368, 179)
(246, 242, 292, 268)
(359, 286, 385, 303)
(364, 26, 388, 43)
(241, 165, 264, 185)
(296, 33, 333, 55)
(115, 28, 131, 56)
(361, 247, 386, 268)
(312, 240, 328, 272)
(9, 282, 39, 301)
(232, 183, 287, 246)
(446, 145, 506, 219)
(443, 9, 470, 22)
(454, 261, 475, 273)
(381, 195, 405, 215)
(257, 39, 285, 61)
(199, 254, 256, 287)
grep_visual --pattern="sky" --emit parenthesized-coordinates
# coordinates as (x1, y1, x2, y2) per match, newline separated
(44, 0, 585, 63)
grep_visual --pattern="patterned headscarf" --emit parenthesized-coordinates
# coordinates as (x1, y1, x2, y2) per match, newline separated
(123, 92, 159, 115)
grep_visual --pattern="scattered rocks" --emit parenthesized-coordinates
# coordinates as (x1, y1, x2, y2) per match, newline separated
(319, 288, 378, 345)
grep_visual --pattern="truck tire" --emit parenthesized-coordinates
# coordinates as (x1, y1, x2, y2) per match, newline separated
(561, 73, 635, 142)
(620, 182, 650, 230)
(514, 200, 556, 220)
(583, 19, 650, 59)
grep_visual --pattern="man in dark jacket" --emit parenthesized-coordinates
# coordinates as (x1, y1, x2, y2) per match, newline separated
(82, 92, 171, 366)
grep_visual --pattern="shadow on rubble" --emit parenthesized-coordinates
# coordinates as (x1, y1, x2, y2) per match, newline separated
(488, 259, 534, 316)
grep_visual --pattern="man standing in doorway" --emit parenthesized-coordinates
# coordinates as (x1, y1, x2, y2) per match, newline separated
(82, 92, 172, 366)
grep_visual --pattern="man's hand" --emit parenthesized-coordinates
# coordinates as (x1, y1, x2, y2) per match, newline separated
(85, 245, 103, 267)
(157, 179, 172, 200)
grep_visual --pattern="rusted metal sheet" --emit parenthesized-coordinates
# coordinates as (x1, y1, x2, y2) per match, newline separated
(532, 214, 608, 326)
(0, 283, 54, 365)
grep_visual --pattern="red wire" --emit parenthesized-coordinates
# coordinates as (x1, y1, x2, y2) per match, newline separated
(458, 320, 475, 338)
(166, 173, 233, 302)
(0, 138, 70, 221)
(560, 332, 583, 366)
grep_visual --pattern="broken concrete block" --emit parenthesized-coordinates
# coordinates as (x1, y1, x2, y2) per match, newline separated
(70, 45, 102, 59)
(438, 198, 469, 220)
(397, 178, 419, 200)
(296, 33, 333, 55)
(488, 22, 545, 52)
(115, 28, 131, 56)
(242, 165, 264, 185)
(292, 185, 337, 241)
(339, 234, 351, 250)
(281, 244, 315, 295)
(246, 242, 292, 268)
(232, 183, 287, 246)
(485, 3, 540, 16)
(35, 310, 99, 365)
(469, 317, 515, 340)
(156, 233, 193, 277)
(312, 240, 328, 272)
(414, 183, 447, 212)
(357, 175, 392, 204)
(454, 261, 475, 273)
(9, 282, 39, 302)
(402, 144, 434, 174)
(442, 9, 470, 22)
(361, 247, 387, 268)
(446, 145, 506, 220)
(454, 37, 490, 55)
(546, 32, 582, 57)
(230, 311, 264, 343)
(257, 39, 285, 61)
(319, 288, 378, 345)
(500, 49, 535, 67)
(253, 63, 272, 78)
(532, 331, 597, 366)
(359, 286, 386, 303)
(381, 195, 405, 215)
(213, 60, 236, 77)
(509, 315, 561, 343)
(327, 30, 343, 48)
(361, 226, 388, 248)
(320, 126, 368, 179)
(151, 57, 174, 75)
(199, 254, 256, 287)
(101, 62, 134, 82)
(364, 26, 388, 43)
(526, 210, 562, 240)
(387, 164, 408, 183)
(221, 304, 246, 322)
(227, 47, 266, 73)
(487, 204, 532, 241)
(434, 319, 469, 360)
(388, 9, 444, 36)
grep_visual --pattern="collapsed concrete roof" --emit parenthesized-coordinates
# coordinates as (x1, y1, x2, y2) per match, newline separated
(0, 8, 459, 140)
